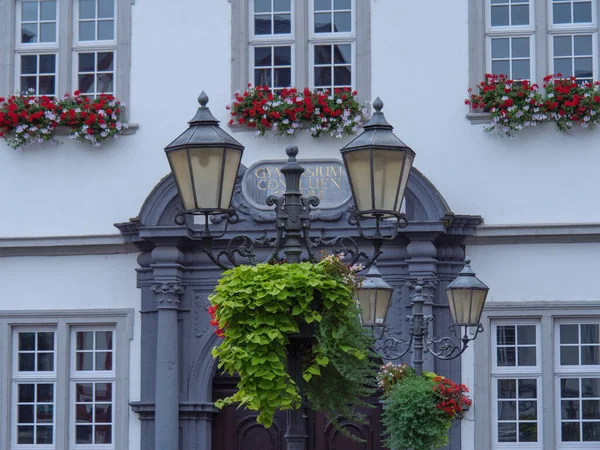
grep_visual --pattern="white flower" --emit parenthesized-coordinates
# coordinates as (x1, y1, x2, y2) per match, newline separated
(101, 131, 108, 137)
(548, 93, 555, 98)
(501, 96, 509, 101)
(336, 99, 342, 104)
(282, 119, 290, 124)
(287, 129, 295, 134)
(28, 100, 35, 105)
(100, 123, 107, 129)
(44, 111, 56, 121)
(75, 108, 81, 113)
(582, 122, 590, 128)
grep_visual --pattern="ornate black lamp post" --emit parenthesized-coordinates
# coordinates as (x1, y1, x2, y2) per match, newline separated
(163, 92, 488, 450)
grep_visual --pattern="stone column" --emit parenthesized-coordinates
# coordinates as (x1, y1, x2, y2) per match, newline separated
(152, 282, 184, 450)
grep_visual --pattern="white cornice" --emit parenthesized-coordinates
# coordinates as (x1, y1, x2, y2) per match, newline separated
(465, 223, 600, 245)
(0, 234, 136, 257)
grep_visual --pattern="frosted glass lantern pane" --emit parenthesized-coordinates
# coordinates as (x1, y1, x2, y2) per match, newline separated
(220, 148, 242, 210)
(167, 149, 195, 210)
(372, 149, 412, 212)
(357, 289, 376, 325)
(189, 147, 225, 210)
(375, 289, 392, 324)
(343, 150, 372, 211)
(447, 288, 487, 325)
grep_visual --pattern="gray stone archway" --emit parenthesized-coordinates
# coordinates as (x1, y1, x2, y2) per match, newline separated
(116, 163, 482, 450)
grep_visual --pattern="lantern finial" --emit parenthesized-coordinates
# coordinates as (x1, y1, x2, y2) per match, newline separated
(198, 91, 209, 107)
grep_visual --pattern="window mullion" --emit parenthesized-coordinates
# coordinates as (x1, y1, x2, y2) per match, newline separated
(53, 319, 69, 449)
(57, 0, 71, 96)
(294, 0, 307, 89)
(539, 315, 555, 450)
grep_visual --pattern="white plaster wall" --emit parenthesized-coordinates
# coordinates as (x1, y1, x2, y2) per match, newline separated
(1, 1, 600, 237)
(0, 252, 141, 450)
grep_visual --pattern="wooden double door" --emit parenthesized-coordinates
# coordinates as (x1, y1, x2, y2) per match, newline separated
(212, 373, 386, 450)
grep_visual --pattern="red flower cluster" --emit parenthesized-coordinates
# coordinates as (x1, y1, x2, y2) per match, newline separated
(228, 85, 365, 138)
(465, 74, 544, 136)
(208, 304, 225, 338)
(432, 376, 472, 418)
(0, 90, 127, 151)
(542, 74, 600, 132)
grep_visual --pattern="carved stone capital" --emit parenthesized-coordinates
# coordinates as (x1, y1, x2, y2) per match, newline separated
(152, 283, 185, 309)
(406, 278, 439, 302)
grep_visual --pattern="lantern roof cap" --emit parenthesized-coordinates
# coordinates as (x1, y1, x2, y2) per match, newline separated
(165, 91, 244, 151)
(341, 97, 414, 154)
(446, 257, 489, 291)
(360, 264, 393, 291)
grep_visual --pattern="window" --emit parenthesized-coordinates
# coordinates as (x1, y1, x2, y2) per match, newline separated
(469, 0, 600, 94)
(232, 0, 370, 102)
(0, 311, 131, 449)
(0, 0, 131, 101)
(476, 304, 600, 449)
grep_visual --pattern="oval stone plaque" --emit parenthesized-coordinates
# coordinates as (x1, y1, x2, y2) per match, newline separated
(241, 159, 352, 210)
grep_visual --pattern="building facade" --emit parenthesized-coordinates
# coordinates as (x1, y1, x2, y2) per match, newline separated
(1, 0, 600, 449)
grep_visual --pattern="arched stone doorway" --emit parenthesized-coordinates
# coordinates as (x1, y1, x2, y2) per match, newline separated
(117, 162, 482, 450)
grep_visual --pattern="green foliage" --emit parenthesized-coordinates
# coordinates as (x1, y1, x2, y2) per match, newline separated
(382, 376, 452, 450)
(209, 261, 376, 429)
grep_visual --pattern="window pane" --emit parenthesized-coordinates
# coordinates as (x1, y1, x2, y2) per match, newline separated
(21, 24, 38, 43)
(36, 425, 53, 444)
(583, 422, 600, 441)
(95, 351, 113, 370)
(77, 425, 93, 444)
(512, 4, 529, 25)
(315, 12, 332, 33)
(499, 379, 517, 398)
(22, 1, 38, 21)
(37, 352, 54, 371)
(274, 0, 291, 11)
(315, 0, 331, 11)
(497, 325, 515, 345)
(562, 400, 580, 419)
(40, 1, 56, 20)
(98, 20, 114, 40)
(37, 332, 54, 351)
(518, 400, 537, 419)
(519, 423, 537, 442)
(315, 45, 331, 64)
(37, 384, 53, 402)
(98, 0, 114, 18)
(334, 12, 351, 32)
(492, 38, 510, 59)
(498, 423, 517, 442)
(582, 378, 600, 397)
(553, 3, 571, 23)
(95, 404, 112, 422)
(18, 405, 34, 423)
(77, 352, 94, 370)
(21, 77, 36, 93)
(19, 332, 36, 350)
(574, 2, 592, 23)
(95, 425, 112, 443)
(254, 69, 271, 86)
(512, 38, 529, 58)
(18, 426, 34, 444)
(334, 66, 351, 86)
(79, 53, 95, 72)
(497, 347, 516, 366)
(555, 36, 573, 57)
(79, 21, 96, 40)
(273, 68, 291, 87)
(254, 47, 272, 66)
(37, 404, 53, 423)
(96, 383, 112, 401)
(19, 353, 35, 371)
(561, 345, 580, 365)
(575, 36, 593, 56)
(562, 378, 580, 398)
(314, 66, 331, 86)
(555, 58, 573, 77)
(518, 379, 537, 398)
(491, 5, 510, 26)
(255, 15, 271, 34)
(77, 404, 93, 423)
(581, 344, 599, 364)
(492, 60, 510, 77)
(512, 60, 530, 80)
(582, 400, 600, 419)
(498, 400, 516, 419)
(254, 0, 271, 13)
(77, 331, 94, 350)
(39, 55, 55, 73)
(562, 422, 580, 441)
(98, 52, 114, 71)
(79, 0, 96, 19)
(334, 44, 351, 63)
(96, 331, 113, 350)
(334, 0, 350, 8)
(19, 384, 34, 403)
(274, 46, 291, 65)
(273, 14, 291, 34)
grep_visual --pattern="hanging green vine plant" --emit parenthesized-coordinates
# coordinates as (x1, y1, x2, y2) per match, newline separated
(208, 255, 377, 430)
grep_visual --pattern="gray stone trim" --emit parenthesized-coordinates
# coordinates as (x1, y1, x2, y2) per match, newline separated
(466, 223, 600, 245)
(475, 302, 600, 449)
(230, 0, 371, 103)
(465, 112, 490, 124)
(0, 309, 134, 450)
(468, 0, 485, 99)
(0, 0, 133, 107)
(0, 234, 137, 257)
(53, 123, 139, 136)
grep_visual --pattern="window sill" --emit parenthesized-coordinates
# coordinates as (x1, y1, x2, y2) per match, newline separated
(466, 113, 491, 124)
(53, 123, 139, 136)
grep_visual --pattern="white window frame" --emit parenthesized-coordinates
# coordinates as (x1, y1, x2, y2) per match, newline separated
(485, 0, 536, 32)
(548, 0, 597, 30)
(548, 32, 599, 80)
(71, 49, 117, 97)
(249, 43, 296, 90)
(554, 319, 600, 448)
(307, 0, 355, 41)
(308, 41, 355, 90)
(0, 0, 132, 108)
(491, 321, 543, 449)
(485, 35, 537, 81)
(249, 0, 294, 42)
(73, 0, 118, 46)
(14, 52, 59, 97)
(0, 310, 133, 450)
